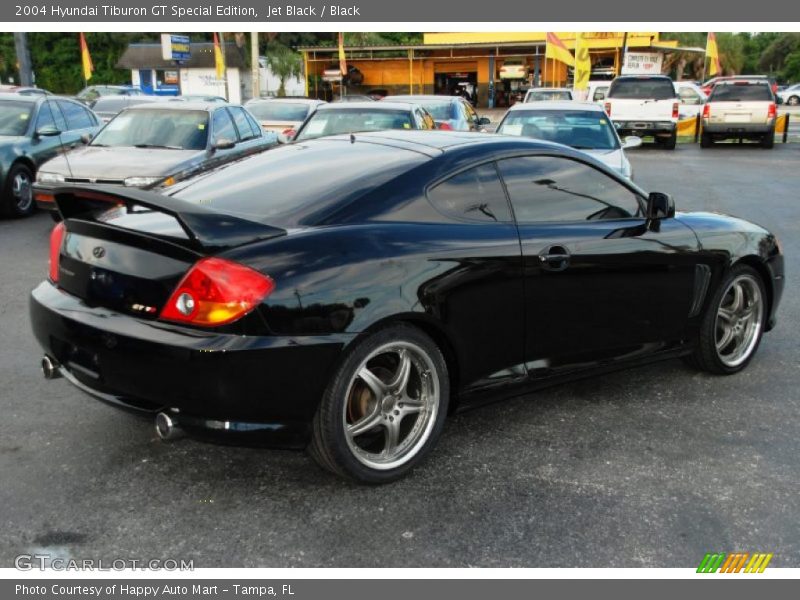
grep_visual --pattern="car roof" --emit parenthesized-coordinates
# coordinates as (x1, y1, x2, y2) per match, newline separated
(527, 87, 572, 92)
(126, 101, 229, 112)
(0, 92, 41, 104)
(507, 100, 602, 112)
(248, 97, 324, 105)
(315, 101, 418, 111)
(385, 95, 460, 103)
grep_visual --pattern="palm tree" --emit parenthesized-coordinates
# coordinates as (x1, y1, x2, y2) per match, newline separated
(264, 40, 302, 97)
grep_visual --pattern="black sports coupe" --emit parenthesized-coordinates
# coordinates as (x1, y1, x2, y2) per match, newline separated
(30, 131, 784, 483)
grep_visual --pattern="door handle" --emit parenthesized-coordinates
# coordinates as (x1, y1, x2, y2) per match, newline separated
(538, 245, 571, 272)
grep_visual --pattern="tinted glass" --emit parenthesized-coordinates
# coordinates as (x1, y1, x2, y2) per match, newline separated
(592, 86, 609, 101)
(295, 109, 414, 141)
(58, 100, 95, 129)
(428, 163, 512, 223)
(244, 110, 263, 138)
(678, 87, 703, 104)
(35, 101, 68, 132)
(230, 107, 257, 141)
(246, 102, 310, 121)
(211, 108, 237, 143)
(92, 109, 208, 150)
(710, 83, 773, 102)
(608, 78, 675, 100)
(419, 102, 455, 120)
(498, 156, 644, 223)
(0, 100, 34, 136)
(497, 109, 619, 150)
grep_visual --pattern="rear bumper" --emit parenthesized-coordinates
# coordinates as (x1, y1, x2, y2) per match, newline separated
(30, 281, 354, 446)
(613, 121, 676, 137)
(703, 121, 774, 135)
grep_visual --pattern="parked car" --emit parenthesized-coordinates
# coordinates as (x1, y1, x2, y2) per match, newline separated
(34, 102, 277, 213)
(586, 81, 611, 103)
(523, 87, 574, 102)
(292, 101, 436, 141)
(0, 85, 51, 96)
(701, 80, 778, 148)
(170, 95, 228, 104)
(777, 83, 800, 106)
(33, 130, 783, 483)
(495, 101, 641, 179)
(75, 85, 144, 106)
(244, 98, 326, 139)
(0, 93, 100, 217)
(604, 75, 679, 149)
(90, 95, 161, 123)
(701, 75, 777, 97)
(674, 81, 707, 119)
(382, 95, 490, 131)
(334, 95, 375, 103)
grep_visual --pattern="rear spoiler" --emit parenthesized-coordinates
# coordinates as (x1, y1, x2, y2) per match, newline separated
(52, 184, 286, 251)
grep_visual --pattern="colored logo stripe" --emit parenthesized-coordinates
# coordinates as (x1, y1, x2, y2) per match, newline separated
(697, 552, 773, 573)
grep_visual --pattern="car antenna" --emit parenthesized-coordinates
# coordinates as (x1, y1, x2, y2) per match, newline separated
(350, 133, 356, 144)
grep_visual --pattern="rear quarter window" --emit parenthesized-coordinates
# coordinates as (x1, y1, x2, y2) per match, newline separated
(608, 78, 676, 100)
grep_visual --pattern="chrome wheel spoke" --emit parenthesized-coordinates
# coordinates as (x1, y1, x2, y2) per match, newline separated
(715, 274, 764, 368)
(717, 307, 736, 324)
(347, 410, 382, 438)
(358, 366, 387, 399)
(730, 282, 745, 313)
(716, 323, 735, 352)
(383, 419, 401, 456)
(387, 349, 412, 393)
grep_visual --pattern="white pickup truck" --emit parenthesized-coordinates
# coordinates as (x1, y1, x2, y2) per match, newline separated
(604, 75, 680, 149)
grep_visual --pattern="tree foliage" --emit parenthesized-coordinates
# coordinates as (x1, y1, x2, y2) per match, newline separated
(263, 40, 303, 97)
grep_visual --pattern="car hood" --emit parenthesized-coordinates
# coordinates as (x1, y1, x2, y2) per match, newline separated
(39, 146, 202, 179)
(0, 135, 29, 149)
(581, 148, 625, 172)
(675, 211, 769, 235)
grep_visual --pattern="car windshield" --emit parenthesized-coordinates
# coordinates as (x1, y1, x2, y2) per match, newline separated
(526, 90, 572, 102)
(710, 84, 773, 102)
(609, 78, 675, 100)
(497, 109, 620, 150)
(247, 102, 311, 122)
(0, 100, 33, 136)
(91, 108, 208, 150)
(418, 102, 455, 120)
(295, 109, 414, 141)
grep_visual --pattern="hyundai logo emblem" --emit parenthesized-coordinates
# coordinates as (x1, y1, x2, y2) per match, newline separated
(92, 246, 106, 259)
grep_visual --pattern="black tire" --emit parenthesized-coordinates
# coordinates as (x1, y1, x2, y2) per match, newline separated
(787, 95, 799, 106)
(309, 323, 450, 483)
(700, 130, 713, 148)
(761, 128, 775, 149)
(1, 162, 35, 218)
(662, 130, 677, 150)
(685, 264, 767, 375)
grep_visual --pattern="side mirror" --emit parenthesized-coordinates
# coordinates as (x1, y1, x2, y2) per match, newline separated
(646, 192, 675, 220)
(478, 116, 491, 125)
(80, 133, 93, 144)
(622, 136, 643, 150)
(776, 96, 784, 105)
(35, 125, 61, 138)
(211, 137, 236, 151)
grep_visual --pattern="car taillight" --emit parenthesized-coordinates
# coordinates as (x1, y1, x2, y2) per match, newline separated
(282, 128, 296, 139)
(604, 102, 611, 116)
(703, 103, 711, 119)
(48, 222, 65, 283)
(672, 102, 679, 119)
(437, 122, 453, 130)
(160, 257, 275, 327)
(767, 103, 777, 118)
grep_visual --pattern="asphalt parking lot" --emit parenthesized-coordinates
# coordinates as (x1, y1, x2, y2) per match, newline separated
(1, 144, 799, 568)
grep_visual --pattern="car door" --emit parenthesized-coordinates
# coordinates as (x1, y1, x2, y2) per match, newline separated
(497, 154, 700, 377)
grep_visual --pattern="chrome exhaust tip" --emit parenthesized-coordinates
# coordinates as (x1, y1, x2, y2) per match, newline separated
(155, 412, 184, 441)
(41, 355, 62, 380)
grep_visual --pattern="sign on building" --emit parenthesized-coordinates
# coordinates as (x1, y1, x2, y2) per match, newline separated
(621, 52, 664, 75)
(161, 34, 191, 62)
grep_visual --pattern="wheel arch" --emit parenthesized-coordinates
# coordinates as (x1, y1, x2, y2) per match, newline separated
(733, 255, 774, 327)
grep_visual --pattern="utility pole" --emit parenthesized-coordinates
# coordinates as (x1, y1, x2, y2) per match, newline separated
(218, 32, 230, 101)
(13, 32, 33, 86)
(250, 32, 260, 100)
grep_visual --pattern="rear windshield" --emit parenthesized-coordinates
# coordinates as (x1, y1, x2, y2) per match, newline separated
(246, 102, 311, 122)
(418, 102, 455, 120)
(710, 83, 773, 102)
(526, 90, 573, 102)
(608, 78, 675, 100)
(295, 109, 413, 141)
(497, 109, 619, 150)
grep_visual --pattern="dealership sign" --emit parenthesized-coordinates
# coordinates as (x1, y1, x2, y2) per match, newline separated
(621, 52, 663, 75)
(161, 34, 191, 61)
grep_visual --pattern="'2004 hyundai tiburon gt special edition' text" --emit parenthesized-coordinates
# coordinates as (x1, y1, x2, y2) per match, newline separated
(31, 131, 784, 483)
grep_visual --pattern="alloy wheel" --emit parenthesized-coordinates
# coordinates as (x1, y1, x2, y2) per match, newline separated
(343, 341, 440, 471)
(12, 171, 33, 212)
(715, 274, 763, 368)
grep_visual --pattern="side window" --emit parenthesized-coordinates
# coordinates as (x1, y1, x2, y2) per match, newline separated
(212, 108, 237, 143)
(244, 110, 263, 138)
(679, 87, 703, 105)
(464, 101, 479, 123)
(57, 100, 94, 130)
(497, 156, 644, 223)
(35, 101, 66, 131)
(230, 107, 257, 141)
(428, 162, 512, 223)
(593, 87, 608, 101)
